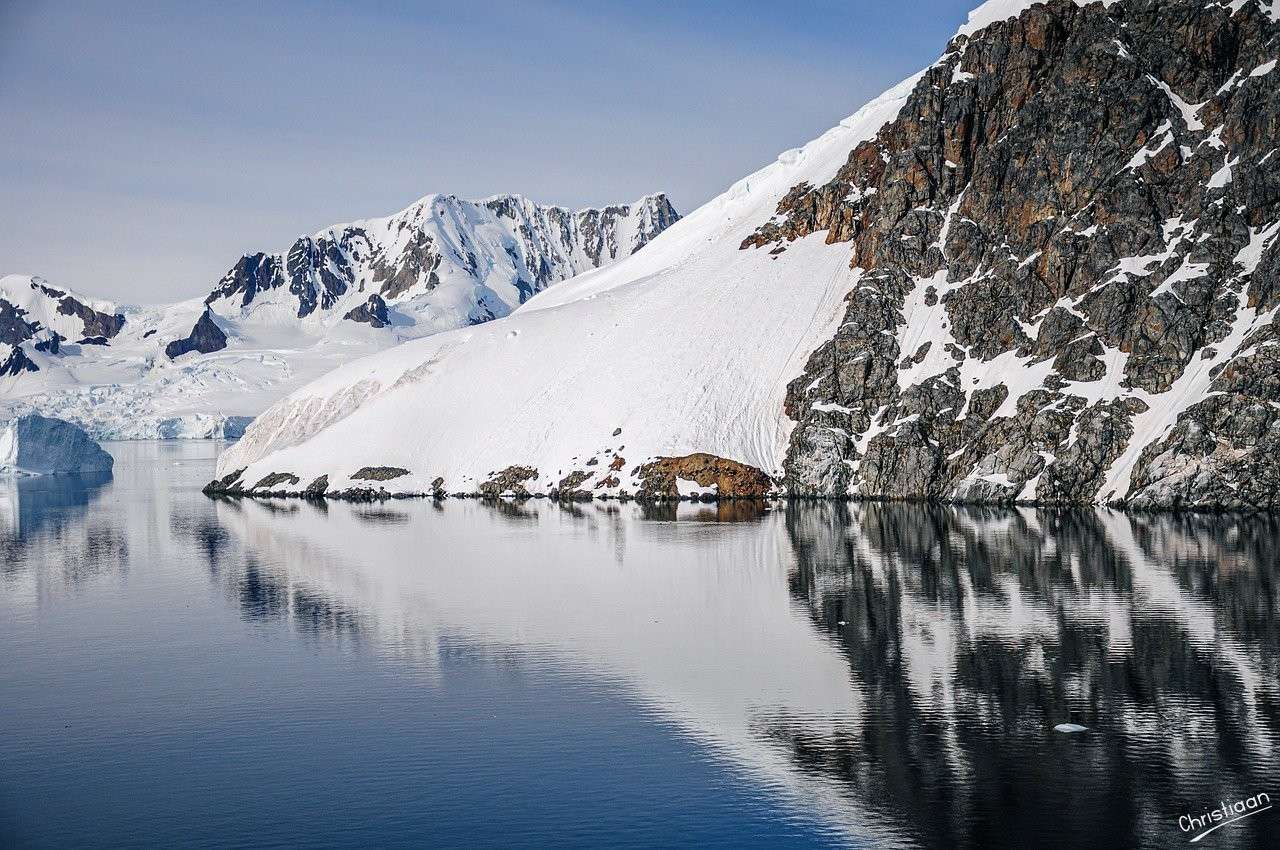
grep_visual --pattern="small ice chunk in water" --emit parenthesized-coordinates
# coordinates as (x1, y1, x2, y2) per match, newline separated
(1054, 723, 1088, 733)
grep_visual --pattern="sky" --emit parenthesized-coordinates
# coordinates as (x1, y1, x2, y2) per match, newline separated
(0, 0, 978, 304)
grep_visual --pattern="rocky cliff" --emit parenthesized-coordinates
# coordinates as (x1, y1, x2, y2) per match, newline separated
(749, 0, 1280, 510)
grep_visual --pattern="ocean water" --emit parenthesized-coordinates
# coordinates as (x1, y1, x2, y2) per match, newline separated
(2, 442, 1277, 849)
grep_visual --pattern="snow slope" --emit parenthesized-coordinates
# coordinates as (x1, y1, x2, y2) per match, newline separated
(214, 74, 923, 493)
(1, 193, 676, 439)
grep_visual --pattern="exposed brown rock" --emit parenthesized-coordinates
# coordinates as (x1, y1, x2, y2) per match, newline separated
(635, 453, 774, 499)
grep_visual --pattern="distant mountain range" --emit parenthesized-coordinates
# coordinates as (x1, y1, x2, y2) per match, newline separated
(0, 192, 678, 438)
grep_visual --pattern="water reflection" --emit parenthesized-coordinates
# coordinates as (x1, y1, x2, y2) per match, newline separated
(197, 496, 1277, 847)
(3, 444, 1277, 849)
(0, 472, 122, 593)
(0, 472, 112, 538)
(784, 504, 1280, 849)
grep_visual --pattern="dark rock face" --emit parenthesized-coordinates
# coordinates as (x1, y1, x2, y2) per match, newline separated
(0, 299, 38, 347)
(208, 237, 353, 318)
(0, 283, 121, 363)
(0, 344, 38, 376)
(373, 228, 441, 300)
(55, 295, 124, 339)
(206, 253, 283, 309)
(569, 194, 681, 267)
(27, 279, 125, 340)
(252, 471, 300, 490)
(342, 294, 391, 328)
(165, 310, 228, 359)
(553, 470, 595, 500)
(746, 0, 1280, 509)
(286, 235, 352, 318)
(303, 475, 329, 498)
(34, 332, 63, 354)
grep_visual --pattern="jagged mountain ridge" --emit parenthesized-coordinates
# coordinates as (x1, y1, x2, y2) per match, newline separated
(0, 192, 678, 438)
(214, 0, 1280, 511)
(0, 277, 126, 377)
(206, 192, 680, 333)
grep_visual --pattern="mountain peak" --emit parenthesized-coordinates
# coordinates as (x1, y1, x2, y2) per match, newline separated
(204, 190, 681, 331)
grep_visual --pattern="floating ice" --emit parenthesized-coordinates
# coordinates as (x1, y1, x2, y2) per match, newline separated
(0, 411, 114, 476)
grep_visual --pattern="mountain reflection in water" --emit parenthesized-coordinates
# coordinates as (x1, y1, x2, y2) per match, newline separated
(1, 443, 1277, 849)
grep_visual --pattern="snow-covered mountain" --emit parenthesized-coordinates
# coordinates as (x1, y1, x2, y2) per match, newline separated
(204, 191, 679, 333)
(0, 193, 678, 438)
(214, 0, 1280, 510)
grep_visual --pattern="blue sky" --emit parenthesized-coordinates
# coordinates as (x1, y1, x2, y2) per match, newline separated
(0, 0, 977, 302)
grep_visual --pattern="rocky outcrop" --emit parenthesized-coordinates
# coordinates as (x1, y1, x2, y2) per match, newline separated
(551, 470, 595, 501)
(303, 475, 329, 498)
(635, 454, 775, 499)
(55, 294, 124, 339)
(350, 466, 410, 481)
(33, 332, 62, 354)
(1, 283, 123, 358)
(479, 465, 539, 498)
(747, 0, 1280, 509)
(0, 345, 39, 376)
(342, 294, 391, 328)
(0, 299, 39, 347)
(251, 471, 300, 490)
(165, 310, 228, 359)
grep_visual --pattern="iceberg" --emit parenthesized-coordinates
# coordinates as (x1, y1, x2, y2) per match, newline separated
(0, 411, 115, 476)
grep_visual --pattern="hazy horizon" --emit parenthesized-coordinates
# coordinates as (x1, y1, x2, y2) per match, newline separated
(1, 0, 976, 303)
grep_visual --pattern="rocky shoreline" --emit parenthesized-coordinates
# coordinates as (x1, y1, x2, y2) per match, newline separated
(200, 455, 1277, 513)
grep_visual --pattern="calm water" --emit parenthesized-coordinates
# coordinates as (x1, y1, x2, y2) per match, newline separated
(2, 443, 1278, 849)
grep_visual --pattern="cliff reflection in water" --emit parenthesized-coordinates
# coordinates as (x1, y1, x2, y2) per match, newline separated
(0, 472, 122, 595)
(203, 495, 1279, 849)
(783, 504, 1280, 849)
